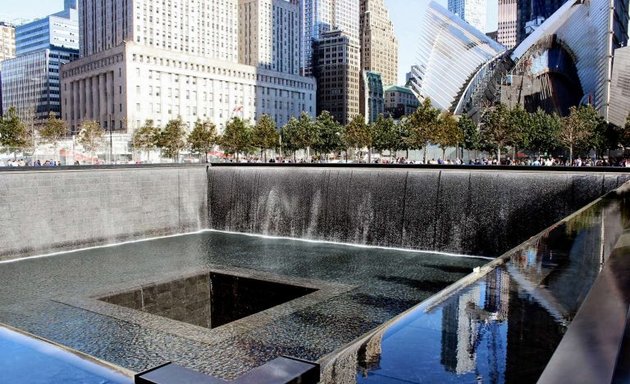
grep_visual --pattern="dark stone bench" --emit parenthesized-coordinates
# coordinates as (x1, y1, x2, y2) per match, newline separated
(135, 356, 319, 384)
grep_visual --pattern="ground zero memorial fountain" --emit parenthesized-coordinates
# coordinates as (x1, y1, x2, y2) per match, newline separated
(0, 164, 629, 383)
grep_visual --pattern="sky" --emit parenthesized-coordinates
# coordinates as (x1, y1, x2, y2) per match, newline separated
(1, 0, 499, 85)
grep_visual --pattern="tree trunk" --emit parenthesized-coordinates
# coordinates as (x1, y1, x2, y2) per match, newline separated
(569, 145, 573, 164)
(497, 147, 501, 165)
(441, 147, 446, 161)
(367, 148, 372, 163)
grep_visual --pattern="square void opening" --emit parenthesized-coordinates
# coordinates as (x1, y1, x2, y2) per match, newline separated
(99, 272, 317, 329)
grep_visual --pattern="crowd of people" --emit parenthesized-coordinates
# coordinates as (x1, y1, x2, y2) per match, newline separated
(1, 159, 66, 167)
(3, 155, 630, 167)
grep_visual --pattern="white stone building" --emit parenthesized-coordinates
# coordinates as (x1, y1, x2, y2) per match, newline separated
(0, 22, 16, 62)
(62, 0, 315, 134)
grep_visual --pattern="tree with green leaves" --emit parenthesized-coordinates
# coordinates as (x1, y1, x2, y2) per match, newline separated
(404, 98, 440, 162)
(311, 111, 343, 159)
(281, 112, 317, 161)
(39, 112, 67, 161)
(433, 111, 462, 160)
(220, 117, 252, 161)
(343, 114, 371, 162)
(0, 107, 28, 158)
(371, 114, 399, 161)
(298, 112, 319, 160)
(507, 104, 530, 158)
(480, 103, 514, 162)
(159, 117, 187, 162)
(251, 114, 279, 162)
(527, 108, 561, 156)
(77, 120, 104, 164)
(558, 105, 599, 162)
(132, 119, 160, 162)
(459, 115, 480, 160)
(188, 119, 217, 163)
(281, 117, 301, 161)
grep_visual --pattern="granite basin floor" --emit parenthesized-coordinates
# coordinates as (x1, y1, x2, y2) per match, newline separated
(0, 231, 487, 380)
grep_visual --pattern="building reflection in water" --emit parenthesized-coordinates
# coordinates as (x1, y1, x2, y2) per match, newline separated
(321, 185, 630, 384)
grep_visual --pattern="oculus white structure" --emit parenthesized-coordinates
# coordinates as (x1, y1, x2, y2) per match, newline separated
(413, 0, 630, 124)
(410, 1, 505, 112)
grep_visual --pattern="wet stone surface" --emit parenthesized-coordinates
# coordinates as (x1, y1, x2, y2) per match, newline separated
(0, 231, 485, 380)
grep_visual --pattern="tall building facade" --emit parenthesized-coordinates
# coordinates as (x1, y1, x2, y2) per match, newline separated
(1, 1, 79, 121)
(79, 0, 238, 61)
(313, 30, 360, 125)
(62, 0, 315, 135)
(360, 70, 383, 123)
(239, 0, 300, 74)
(497, 0, 518, 48)
(0, 21, 16, 116)
(0, 22, 16, 62)
(608, 46, 630, 128)
(448, 0, 487, 32)
(300, 0, 360, 76)
(498, 0, 569, 48)
(15, 0, 78, 55)
(359, 0, 398, 86)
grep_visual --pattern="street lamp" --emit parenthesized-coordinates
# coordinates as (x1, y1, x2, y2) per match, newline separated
(107, 114, 113, 164)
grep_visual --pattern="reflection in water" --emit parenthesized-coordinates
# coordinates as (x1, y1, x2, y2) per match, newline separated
(344, 268, 565, 384)
(322, 189, 630, 384)
(441, 269, 509, 379)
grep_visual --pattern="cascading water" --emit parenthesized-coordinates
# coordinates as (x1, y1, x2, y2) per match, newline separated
(208, 166, 629, 256)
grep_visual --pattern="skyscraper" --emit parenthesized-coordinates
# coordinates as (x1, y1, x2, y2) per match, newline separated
(497, 0, 518, 48)
(0, 22, 15, 62)
(313, 30, 360, 125)
(62, 0, 316, 135)
(300, 0, 360, 76)
(79, 0, 239, 62)
(359, 0, 398, 86)
(15, 0, 78, 55)
(448, 0, 487, 32)
(1, 1, 78, 121)
(498, 0, 570, 48)
(239, 0, 300, 75)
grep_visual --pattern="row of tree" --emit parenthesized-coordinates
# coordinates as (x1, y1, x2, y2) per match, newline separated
(2, 101, 629, 163)
(0, 107, 75, 159)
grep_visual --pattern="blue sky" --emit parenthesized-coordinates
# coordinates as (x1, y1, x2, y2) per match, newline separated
(1, 0, 498, 85)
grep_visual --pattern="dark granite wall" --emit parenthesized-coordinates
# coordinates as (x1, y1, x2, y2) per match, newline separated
(0, 166, 208, 261)
(208, 167, 630, 257)
(101, 273, 212, 328)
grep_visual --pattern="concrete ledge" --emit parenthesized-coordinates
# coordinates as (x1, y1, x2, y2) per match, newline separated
(538, 231, 630, 384)
(135, 357, 319, 384)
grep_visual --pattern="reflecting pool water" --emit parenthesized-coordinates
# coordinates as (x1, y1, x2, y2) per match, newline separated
(0, 231, 486, 380)
(0, 326, 131, 384)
